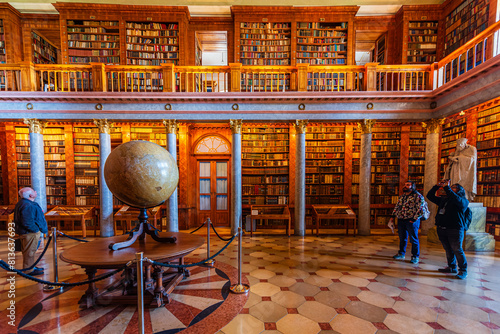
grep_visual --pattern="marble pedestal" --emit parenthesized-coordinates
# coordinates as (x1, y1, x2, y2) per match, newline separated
(427, 202, 495, 251)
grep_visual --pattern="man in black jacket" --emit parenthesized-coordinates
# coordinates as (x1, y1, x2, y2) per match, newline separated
(14, 187, 48, 276)
(426, 180, 469, 279)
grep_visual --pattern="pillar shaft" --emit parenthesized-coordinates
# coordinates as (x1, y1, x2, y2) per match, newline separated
(230, 120, 242, 235)
(295, 131, 306, 236)
(99, 131, 114, 237)
(423, 132, 440, 232)
(358, 133, 372, 235)
(166, 132, 178, 232)
(29, 132, 47, 212)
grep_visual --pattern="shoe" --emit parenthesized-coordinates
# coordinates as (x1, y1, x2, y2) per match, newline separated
(438, 267, 458, 274)
(28, 268, 44, 276)
(393, 253, 405, 260)
(456, 271, 468, 280)
(410, 256, 419, 264)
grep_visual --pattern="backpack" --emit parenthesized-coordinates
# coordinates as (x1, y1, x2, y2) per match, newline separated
(464, 207, 472, 231)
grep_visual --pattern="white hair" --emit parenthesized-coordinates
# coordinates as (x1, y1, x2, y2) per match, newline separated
(19, 187, 35, 199)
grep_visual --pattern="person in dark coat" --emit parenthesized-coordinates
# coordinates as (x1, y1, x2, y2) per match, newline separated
(426, 180, 469, 279)
(14, 187, 48, 276)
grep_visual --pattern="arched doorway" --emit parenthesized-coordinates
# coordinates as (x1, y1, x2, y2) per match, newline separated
(194, 134, 231, 227)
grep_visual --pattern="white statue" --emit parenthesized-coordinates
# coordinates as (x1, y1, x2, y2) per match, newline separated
(444, 138, 477, 201)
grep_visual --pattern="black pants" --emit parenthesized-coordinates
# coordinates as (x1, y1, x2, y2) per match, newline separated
(437, 227, 467, 272)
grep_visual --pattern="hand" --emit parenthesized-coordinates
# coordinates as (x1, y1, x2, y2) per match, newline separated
(387, 220, 395, 233)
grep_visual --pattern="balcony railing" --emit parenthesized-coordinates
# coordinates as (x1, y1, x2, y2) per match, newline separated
(0, 20, 498, 94)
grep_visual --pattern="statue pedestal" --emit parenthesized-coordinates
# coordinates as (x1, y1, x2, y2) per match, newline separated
(427, 202, 495, 251)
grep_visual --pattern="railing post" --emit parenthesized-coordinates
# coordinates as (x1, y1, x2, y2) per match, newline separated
(364, 63, 378, 91)
(161, 63, 176, 92)
(297, 63, 309, 92)
(90, 63, 107, 92)
(229, 63, 242, 92)
(430, 62, 438, 90)
(20, 61, 36, 91)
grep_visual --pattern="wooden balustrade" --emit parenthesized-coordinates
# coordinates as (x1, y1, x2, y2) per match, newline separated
(0, 64, 21, 91)
(35, 64, 93, 92)
(374, 65, 431, 91)
(436, 20, 500, 88)
(239, 66, 296, 92)
(175, 66, 230, 92)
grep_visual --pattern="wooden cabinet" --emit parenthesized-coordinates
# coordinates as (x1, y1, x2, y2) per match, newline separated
(394, 5, 442, 64)
(242, 124, 290, 206)
(305, 124, 345, 205)
(296, 22, 347, 65)
(126, 21, 179, 65)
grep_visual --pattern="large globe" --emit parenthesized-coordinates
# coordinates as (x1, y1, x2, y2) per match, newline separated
(104, 140, 179, 208)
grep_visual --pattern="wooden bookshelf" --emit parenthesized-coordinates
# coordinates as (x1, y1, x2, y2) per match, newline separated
(240, 72, 290, 92)
(376, 34, 386, 64)
(44, 127, 67, 206)
(0, 145, 3, 204)
(242, 124, 289, 206)
(440, 114, 468, 178)
(73, 126, 99, 206)
(15, 127, 30, 191)
(476, 102, 500, 207)
(444, 0, 490, 57)
(195, 33, 202, 66)
(408, 125, 426, 193)
(32, 31, 58, 64)
(371, 125, 401, 227)
(407, 21, 438, 64)
(296, 22, 347, 65)
(0, 19, 4, 63)
(238, 22, 291, 66)
(66, 19, 120, 64)
(126, 21, 179, 65)
(305, 124, 345, 205)
(130, 124, 166, 146)
(351, 128, 360, 205)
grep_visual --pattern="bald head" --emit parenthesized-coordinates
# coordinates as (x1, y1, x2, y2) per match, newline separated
(19, 187, 37, 201)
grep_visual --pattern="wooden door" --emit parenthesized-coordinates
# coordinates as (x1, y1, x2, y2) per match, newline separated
(198, 160, 230, 227)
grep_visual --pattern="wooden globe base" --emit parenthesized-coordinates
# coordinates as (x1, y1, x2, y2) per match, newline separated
(109, 208, 177, 251)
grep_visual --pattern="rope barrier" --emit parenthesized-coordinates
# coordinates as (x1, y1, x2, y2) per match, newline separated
(210, 224, 233, 241)
(0, 259, 128, 287)
(189, 220, 206, 234)
(57, 231, 89, 243)
(148, 233, 237, 268)
(19, 235, 53, 272)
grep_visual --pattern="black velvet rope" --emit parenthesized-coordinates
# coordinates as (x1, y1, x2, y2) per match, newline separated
(57, 231, 89, 243)
(0, 259, 127, 287)
(210, 224, 232, 241)
(149, 233, 237, 268)
(189, 220, 206, 234)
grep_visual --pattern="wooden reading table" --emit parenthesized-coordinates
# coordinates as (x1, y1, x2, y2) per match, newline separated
(114, 205, 162, 234)
(250, 205, 291, 237)
(312, 204, 357, 236)
(0, 205, 15, 230)
(45, 206, 95, 238)
(60, 232, 205, 308)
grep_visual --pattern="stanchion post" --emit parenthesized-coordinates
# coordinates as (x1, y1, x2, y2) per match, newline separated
(44, 227, 61, 292)
(230, 227, 249, 294)
(205, 218, 214, 265)
(136, 252, 145, 334)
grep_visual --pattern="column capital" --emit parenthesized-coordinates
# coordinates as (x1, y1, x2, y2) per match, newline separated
(93, 119, 113, 134)
(163, 119, 178, 134)
(23, 118, 46, 134)
(357, 119, 376, 134)
(422, 118, 445, 134)
(230, 119, 243, 134)
(294, 119, 308, 134)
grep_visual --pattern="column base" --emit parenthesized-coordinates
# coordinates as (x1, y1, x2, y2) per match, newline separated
(464, 232, 495, 252)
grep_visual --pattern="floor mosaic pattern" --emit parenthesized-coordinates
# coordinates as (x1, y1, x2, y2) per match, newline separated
(2, 230, 500, 334)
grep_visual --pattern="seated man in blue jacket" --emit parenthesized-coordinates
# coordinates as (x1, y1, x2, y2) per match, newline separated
(426, 180, 469, 280)
(14, 187, 48, 276)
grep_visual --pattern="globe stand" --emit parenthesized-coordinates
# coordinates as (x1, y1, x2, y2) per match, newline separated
(109, 208, 177, 251)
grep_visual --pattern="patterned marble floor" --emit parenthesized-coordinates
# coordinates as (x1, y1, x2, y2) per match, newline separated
(1, 229, 500, 334)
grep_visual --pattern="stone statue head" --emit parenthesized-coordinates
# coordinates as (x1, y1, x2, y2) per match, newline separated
(456, 138, 468, 150)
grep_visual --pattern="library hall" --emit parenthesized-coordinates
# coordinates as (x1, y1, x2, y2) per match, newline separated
(2, 0, 500, 333)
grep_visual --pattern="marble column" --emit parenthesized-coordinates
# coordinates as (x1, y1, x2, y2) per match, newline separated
(230, 120, 242, 235)
(24, 119, 47, 212)
(163, 119, 179, 232)
(422, 118, 443, 239)
(294, 120, 308, 236)
(358, 119, 375, 236)
(94, 119, 114, 238)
